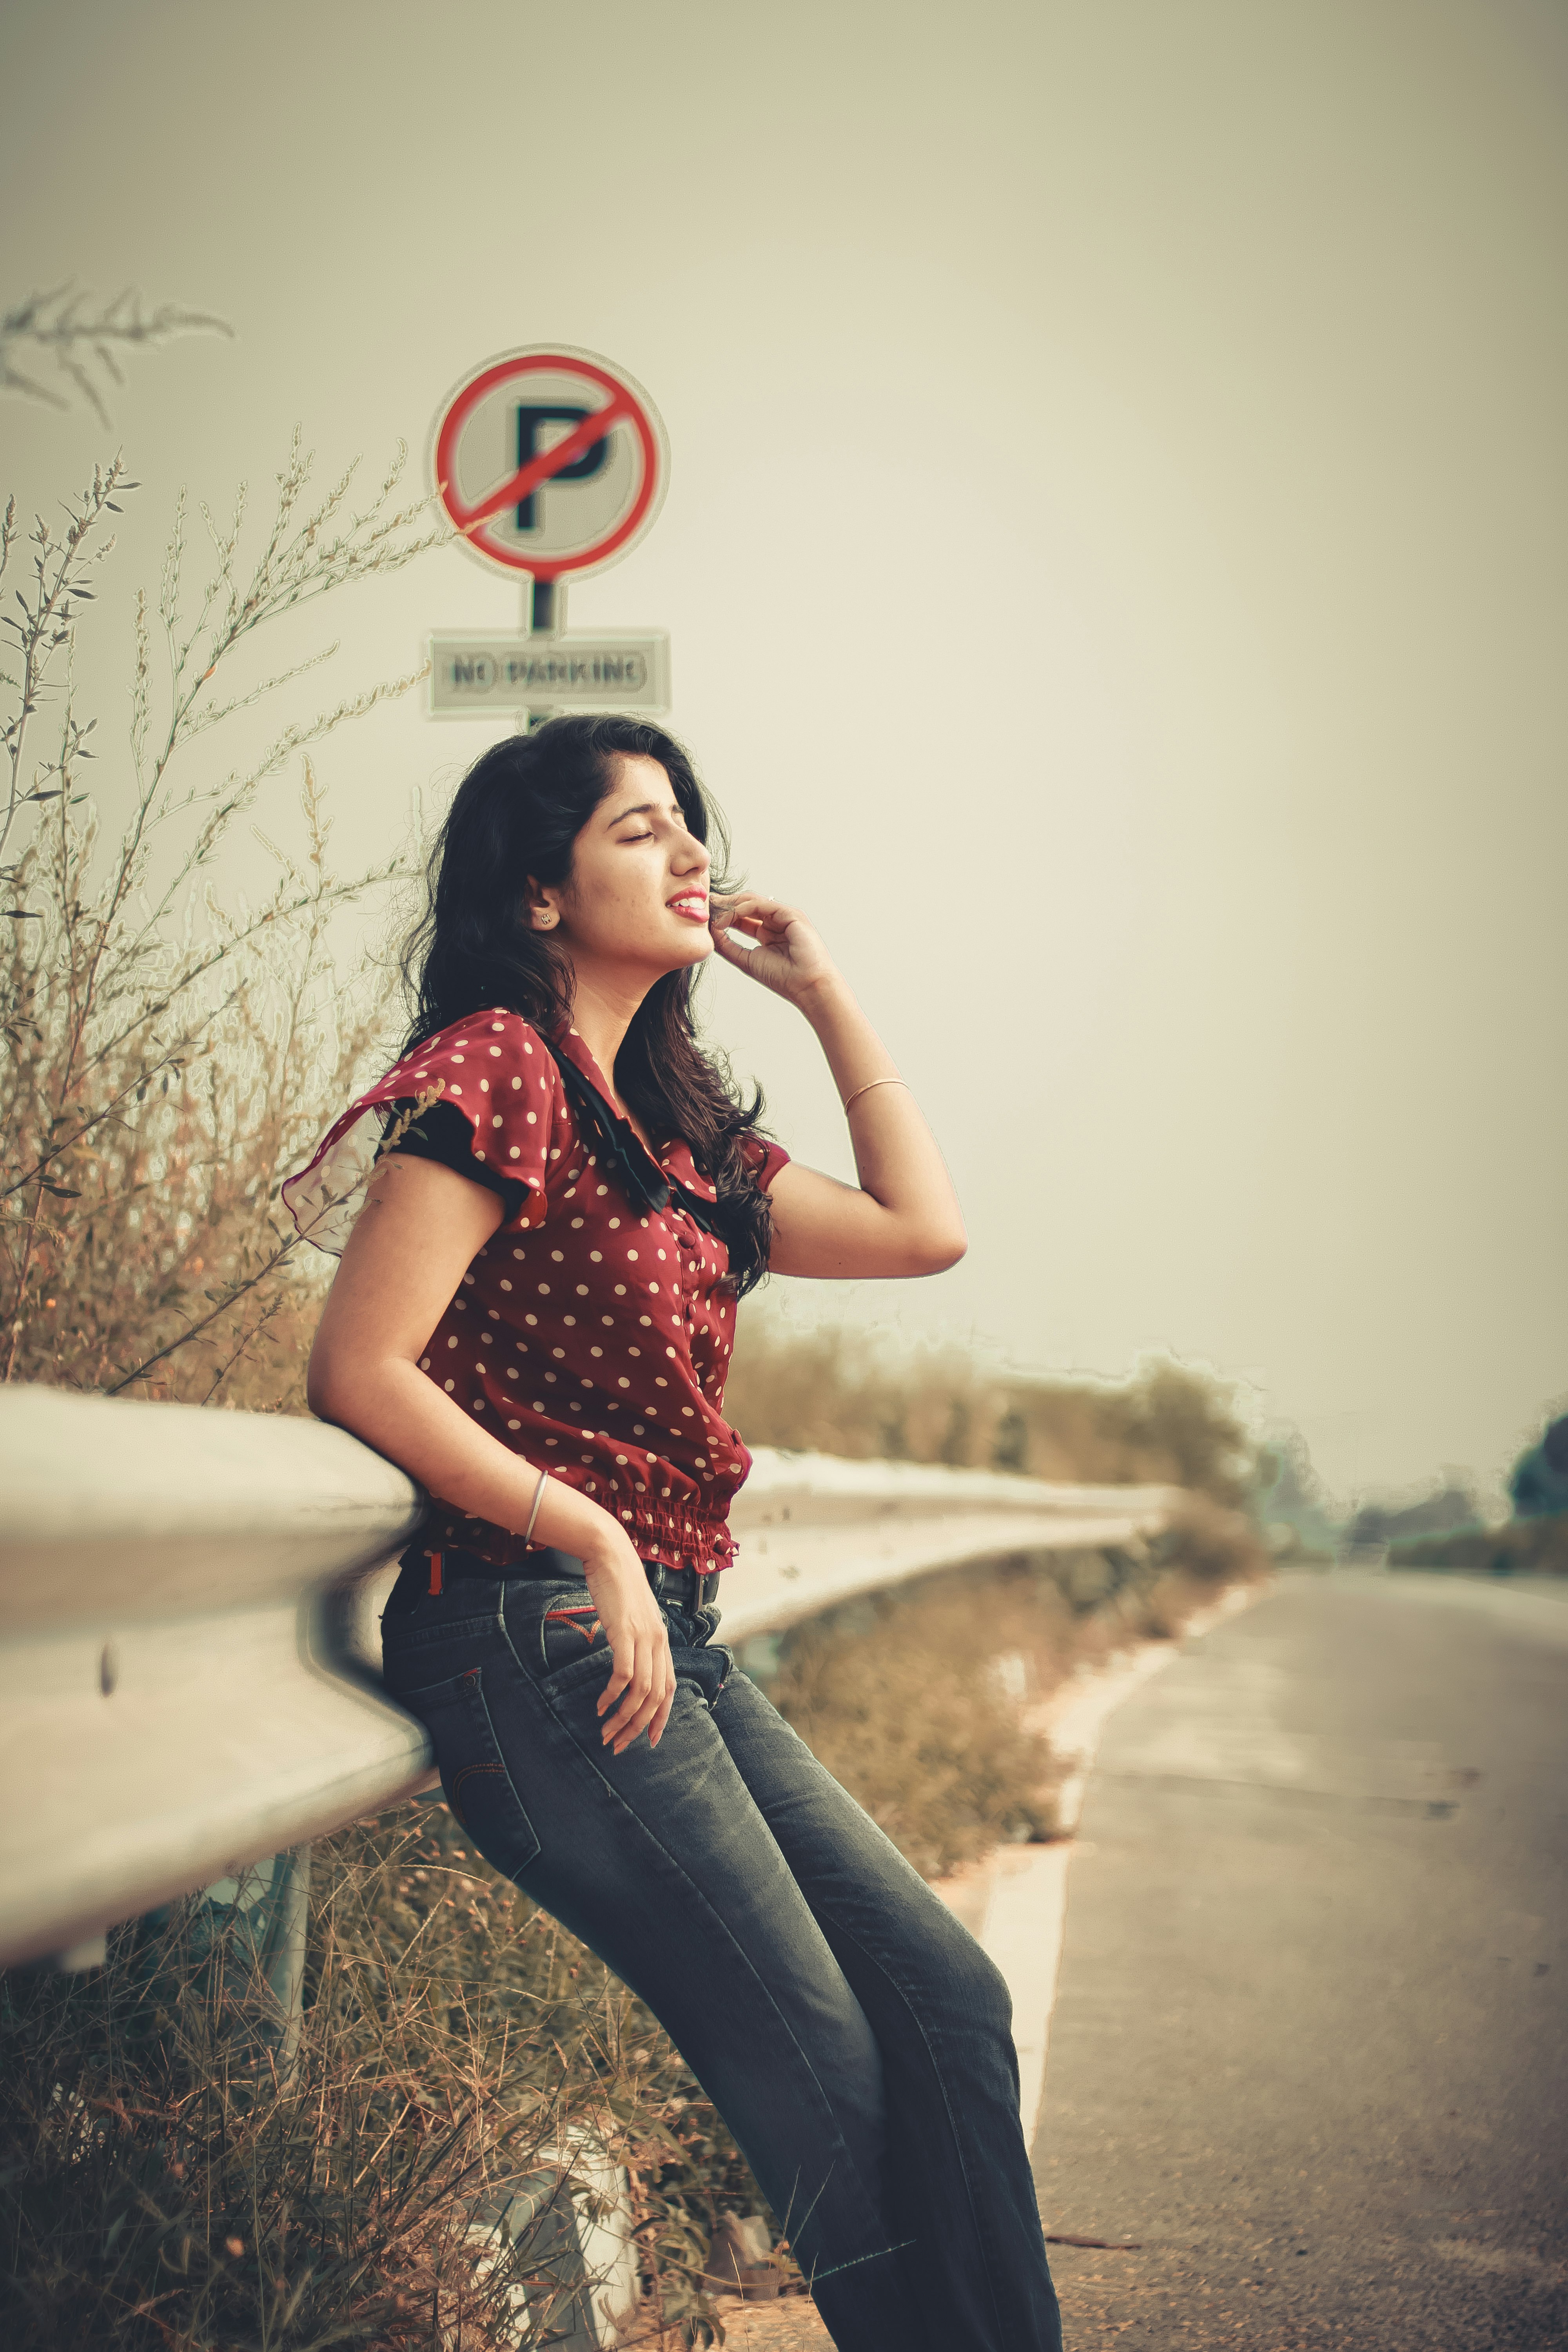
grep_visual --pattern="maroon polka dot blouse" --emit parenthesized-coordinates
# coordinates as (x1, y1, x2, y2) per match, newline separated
(283, 1009, 789, 1573)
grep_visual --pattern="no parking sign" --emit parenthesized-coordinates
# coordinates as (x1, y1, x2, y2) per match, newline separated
(431, 346, 668, 584)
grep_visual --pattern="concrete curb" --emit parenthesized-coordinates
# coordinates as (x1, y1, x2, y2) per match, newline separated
(933, 1581, 1264, 2145)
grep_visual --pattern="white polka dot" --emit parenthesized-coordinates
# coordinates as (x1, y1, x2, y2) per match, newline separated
(444, 1379, 455, 1392)
(451, 1055, 464, 1064)
(419, 1356, 431, 1370)
(509, 1147, 521, 1159)
(447, 1336, 458, 1349)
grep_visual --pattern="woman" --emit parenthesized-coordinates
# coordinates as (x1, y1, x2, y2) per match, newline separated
(289, 715, 1062, 2352)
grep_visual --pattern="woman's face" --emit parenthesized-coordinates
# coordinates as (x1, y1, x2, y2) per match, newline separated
(539, 754, 713, 982)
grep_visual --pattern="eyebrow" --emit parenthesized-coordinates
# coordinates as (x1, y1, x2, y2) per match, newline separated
(606, 800, 679, 827)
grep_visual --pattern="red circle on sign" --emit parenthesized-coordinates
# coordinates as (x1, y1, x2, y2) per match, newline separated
(432, 348, 665, 581)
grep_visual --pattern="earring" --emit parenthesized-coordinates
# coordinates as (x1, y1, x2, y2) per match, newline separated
(536, 910, 557, 929)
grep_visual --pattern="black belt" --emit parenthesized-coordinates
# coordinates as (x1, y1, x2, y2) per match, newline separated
(394, 1543, 719, 1611)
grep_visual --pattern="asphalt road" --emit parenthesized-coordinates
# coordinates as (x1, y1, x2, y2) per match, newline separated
(1033, 1571, 1568, 2350)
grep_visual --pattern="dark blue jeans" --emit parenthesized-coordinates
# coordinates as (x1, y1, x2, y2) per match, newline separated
(380, 1561, 1062, 2352)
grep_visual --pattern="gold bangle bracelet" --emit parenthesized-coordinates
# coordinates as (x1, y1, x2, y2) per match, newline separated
(841, 1077, 908, 1115)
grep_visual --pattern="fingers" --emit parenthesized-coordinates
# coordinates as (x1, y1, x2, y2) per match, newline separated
(597, 1617, 675, 1755)
(709, 926, 759, 964)
(711, 891, 797, 935)
(648, 1673, 677, 1749)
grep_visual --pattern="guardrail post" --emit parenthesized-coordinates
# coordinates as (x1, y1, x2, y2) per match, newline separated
(182, 1847, 312, 2071)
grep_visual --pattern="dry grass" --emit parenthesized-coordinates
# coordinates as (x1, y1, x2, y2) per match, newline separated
(0, 1805, 764, 2350)
(725, 1311, 1260, 1511)
(765, 1505, 1270, 1881)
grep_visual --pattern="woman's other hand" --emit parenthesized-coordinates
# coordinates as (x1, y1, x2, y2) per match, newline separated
(710, 891, 840, 1004)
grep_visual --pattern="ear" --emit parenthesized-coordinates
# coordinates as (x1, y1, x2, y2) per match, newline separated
(523, 876, 559, 931)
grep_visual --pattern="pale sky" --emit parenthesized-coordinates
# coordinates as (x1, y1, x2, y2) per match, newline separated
(4, 0, 1565, 1507)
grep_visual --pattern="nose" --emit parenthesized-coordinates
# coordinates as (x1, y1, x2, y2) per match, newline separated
(673, 833, 710, 881)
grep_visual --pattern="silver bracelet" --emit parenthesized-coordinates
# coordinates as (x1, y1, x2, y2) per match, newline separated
(523, 1465, 548, 1546)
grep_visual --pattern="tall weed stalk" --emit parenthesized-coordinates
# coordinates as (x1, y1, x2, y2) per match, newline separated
(0, 439, 442, 1405)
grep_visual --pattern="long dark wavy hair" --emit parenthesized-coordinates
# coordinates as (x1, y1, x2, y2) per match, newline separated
(401, 714, 772, 1294)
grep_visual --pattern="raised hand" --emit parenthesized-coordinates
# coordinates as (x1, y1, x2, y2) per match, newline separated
(709, 891, 840, 1004)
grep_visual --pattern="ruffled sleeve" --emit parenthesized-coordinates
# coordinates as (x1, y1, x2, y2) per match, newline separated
(282, 1009, 559, 1256)
(740, 1131, 791, 1192)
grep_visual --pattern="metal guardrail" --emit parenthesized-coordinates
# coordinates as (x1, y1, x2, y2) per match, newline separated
(0, 1385, 1178, 1968)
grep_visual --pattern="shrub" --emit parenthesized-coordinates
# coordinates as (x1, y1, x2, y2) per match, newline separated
(1, 441, 439, 1408)
(1387, 1513, 1568, 1575)
(724, 1308, 1260, 1509)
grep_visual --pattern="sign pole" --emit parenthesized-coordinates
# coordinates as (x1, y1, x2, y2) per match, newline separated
(523, 573, 562, 733)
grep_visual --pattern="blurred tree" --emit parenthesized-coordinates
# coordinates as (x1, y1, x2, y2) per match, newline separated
(1348, 1479, 1481, 1549)
(1508, 1414, 1568, 1519)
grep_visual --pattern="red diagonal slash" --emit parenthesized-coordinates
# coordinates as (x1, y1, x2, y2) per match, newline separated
(442, 392, 635, 537)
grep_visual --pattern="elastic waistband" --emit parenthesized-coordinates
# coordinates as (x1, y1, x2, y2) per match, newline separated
(400, 1543, 719, 1610)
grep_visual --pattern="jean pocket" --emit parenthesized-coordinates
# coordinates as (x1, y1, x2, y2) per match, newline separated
(537, 1602, 611, 1679)
(396, 1665, 542, 1878)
